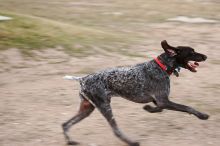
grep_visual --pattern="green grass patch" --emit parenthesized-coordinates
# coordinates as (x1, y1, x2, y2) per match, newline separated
(0, 12, 135, 56)
(0, 0, 219, 56)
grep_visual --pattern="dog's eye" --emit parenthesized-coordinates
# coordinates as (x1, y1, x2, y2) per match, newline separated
(190, 51, 196, 56)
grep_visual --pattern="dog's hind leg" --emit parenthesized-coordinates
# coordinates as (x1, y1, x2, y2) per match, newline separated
(97, 102, 139, 146)
(62, 95, 95, 145)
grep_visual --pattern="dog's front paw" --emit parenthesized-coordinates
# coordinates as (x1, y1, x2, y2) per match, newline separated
(197, 113, 209, 120)
(143, 105, 163, 113)
(143, 105, 153, 111)
(130, 142, 140, 146)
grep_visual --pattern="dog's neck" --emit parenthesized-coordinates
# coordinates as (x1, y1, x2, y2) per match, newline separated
(156, 53, 180, 76)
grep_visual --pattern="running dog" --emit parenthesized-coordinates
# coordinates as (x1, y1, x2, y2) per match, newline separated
(62, 40, 209, 146)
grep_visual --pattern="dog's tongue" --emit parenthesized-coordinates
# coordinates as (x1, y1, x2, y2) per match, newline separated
(187, 61, 199, 72)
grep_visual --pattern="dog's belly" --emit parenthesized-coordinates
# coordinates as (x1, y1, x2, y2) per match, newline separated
(108, 83, 155, 103)
(120, 94, 154, 103)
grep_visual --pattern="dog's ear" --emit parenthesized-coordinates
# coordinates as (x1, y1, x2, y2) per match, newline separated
(161, 40, 177, 57)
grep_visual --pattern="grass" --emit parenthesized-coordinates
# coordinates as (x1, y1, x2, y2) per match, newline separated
(0, 12, 135, 56)
(0, 0, 219, 56)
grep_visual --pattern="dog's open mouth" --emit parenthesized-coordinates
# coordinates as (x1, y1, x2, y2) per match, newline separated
(186, 61, 199, 72)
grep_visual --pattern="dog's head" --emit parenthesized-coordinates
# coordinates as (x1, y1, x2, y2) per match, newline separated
(161, 40, 207, 72)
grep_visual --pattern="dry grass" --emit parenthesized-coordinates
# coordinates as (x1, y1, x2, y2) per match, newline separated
(0, 0, 219, 56)
(0, 11, 134, 56)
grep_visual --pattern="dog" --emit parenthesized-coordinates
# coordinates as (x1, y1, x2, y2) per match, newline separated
(62, 40, 209, 146)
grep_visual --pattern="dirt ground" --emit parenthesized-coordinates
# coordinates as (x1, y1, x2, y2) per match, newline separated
(0, 23, 220, 146)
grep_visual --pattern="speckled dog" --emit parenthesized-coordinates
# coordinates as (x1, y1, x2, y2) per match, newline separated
(62, 40, 209, 146)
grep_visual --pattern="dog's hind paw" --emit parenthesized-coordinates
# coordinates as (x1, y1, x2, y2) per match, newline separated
(130, 142, 140, 146)
(67, 141, 80, 145)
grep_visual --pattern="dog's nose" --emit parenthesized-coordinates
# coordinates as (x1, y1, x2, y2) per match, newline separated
(203, 55, 207, 61)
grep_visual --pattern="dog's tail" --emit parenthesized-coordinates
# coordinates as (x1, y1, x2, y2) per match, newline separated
(63, 75, 82, 81)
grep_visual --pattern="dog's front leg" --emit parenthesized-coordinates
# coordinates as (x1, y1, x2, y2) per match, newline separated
(164, 100, 209, 120)
(154, 95, 209, 120)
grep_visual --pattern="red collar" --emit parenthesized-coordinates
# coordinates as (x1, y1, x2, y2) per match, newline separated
(154, 57, 173, 75)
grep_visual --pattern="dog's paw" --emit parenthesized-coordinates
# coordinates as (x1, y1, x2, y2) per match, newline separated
(143, 105, 153, 111)
(143, 105, 162, 113)
(67, 141, 80, 145)
(130, 142, 140, 146)
(197, 113, 209, 120)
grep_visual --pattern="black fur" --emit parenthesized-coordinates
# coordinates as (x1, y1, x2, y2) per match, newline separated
(62, 40, 209, 146)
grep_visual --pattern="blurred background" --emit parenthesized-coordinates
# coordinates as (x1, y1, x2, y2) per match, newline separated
(0, 0, 219, 146)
